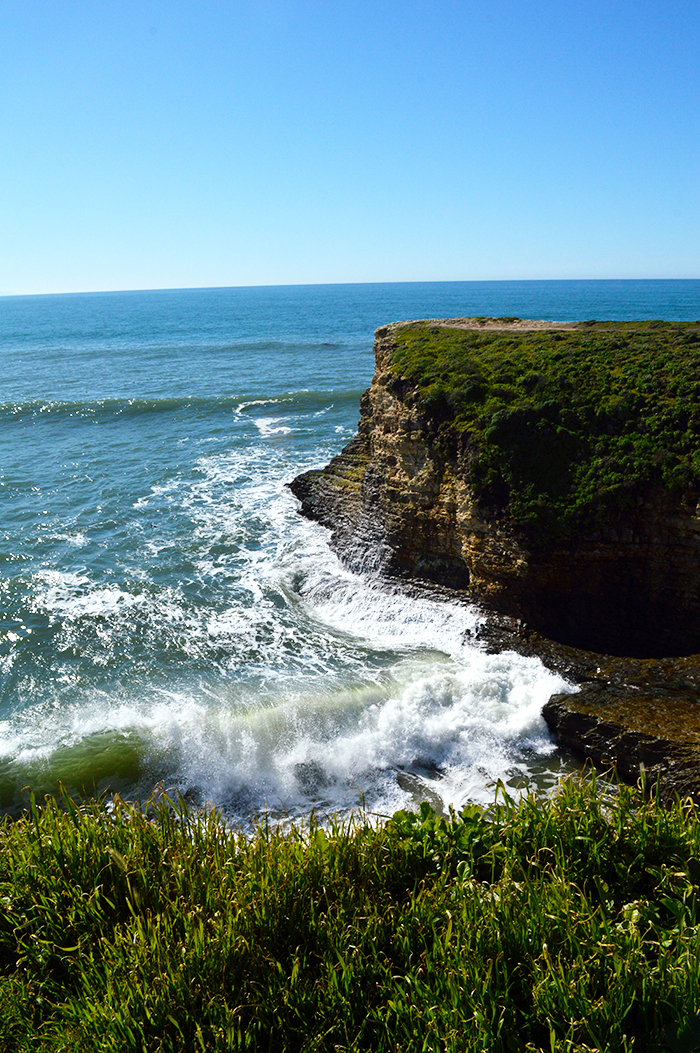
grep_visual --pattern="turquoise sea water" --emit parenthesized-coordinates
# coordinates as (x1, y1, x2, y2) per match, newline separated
(1, 280, 699, 821)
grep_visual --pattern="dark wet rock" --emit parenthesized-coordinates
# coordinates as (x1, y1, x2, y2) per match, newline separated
(542, 689, 700, 800)
(474, 615, 700, 799)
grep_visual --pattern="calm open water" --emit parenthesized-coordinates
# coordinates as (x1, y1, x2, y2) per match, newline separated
(1, 280, 698, 821)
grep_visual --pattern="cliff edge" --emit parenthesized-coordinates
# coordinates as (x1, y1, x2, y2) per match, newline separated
(291, 317, 700, 659)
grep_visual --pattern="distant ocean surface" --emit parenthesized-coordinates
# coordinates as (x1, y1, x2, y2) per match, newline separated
(2, 280, 699, 822)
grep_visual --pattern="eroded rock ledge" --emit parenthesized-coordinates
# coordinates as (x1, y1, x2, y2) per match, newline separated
(475, 617, 700, 800)
(290, 318, 700, 796)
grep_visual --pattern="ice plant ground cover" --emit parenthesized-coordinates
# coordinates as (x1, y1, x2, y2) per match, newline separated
(1, 777, 700, 1051)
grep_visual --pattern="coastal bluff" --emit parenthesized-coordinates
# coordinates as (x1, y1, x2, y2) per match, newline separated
(290, 317, 700, 794)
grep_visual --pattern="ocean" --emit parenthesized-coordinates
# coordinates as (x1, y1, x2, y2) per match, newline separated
(2, 280, 699, 823)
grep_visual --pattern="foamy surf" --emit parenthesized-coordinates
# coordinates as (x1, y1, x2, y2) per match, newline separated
(2, 473, 578, 822)
(254, 417, 293, 437)
(12, 283, 676, 821)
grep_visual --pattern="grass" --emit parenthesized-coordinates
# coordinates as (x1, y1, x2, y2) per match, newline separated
(2, 778, 700, 1051)
(389, 321, 700, 544)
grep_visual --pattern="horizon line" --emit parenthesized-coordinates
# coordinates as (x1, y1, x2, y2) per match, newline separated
(2, 276, 699, 300)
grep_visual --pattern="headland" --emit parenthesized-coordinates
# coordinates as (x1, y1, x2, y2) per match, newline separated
(290, 317, 700, 796)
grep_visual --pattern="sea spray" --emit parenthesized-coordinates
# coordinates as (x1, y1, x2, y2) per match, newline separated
(2, 471, 577, 820)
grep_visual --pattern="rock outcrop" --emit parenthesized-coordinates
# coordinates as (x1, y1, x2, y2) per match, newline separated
(290, 318, 700, 797)
(291, 319, 700, 659)
(473, 616, 700, 799)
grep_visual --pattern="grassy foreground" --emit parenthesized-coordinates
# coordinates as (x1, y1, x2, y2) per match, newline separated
(390, 320, 700, 542)
(2, 780, 700, 1052)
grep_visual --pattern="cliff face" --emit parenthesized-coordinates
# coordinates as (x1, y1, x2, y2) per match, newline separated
(291, 322, 486, 585)
(290, 319, 700, 659)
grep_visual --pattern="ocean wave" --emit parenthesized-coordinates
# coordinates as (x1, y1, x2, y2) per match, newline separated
(0, 638, 576, 821)
(1, 472, 579, 823)
(0, 389, 365, 423)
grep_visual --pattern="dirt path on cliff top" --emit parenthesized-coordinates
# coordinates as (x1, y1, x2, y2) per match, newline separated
(393, 318, 577, 331)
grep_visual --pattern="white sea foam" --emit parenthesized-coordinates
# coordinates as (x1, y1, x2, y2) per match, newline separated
(132, 646, 563, 817)
(33, 570, 144, 620)
(8, 489, 575, 822)
(5, 385, 578, 823)
(45, 531, 89, 546)
(234, 398, 283, 414)
(254, 416, 293, 437)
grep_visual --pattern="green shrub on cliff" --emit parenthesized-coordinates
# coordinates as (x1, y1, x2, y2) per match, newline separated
(391, 320, 700, 542)
(2, 779, 700, 1051)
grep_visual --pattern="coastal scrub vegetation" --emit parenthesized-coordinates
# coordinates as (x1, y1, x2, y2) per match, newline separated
(2, 779, 700, 1050)
(390, 321, 700, 543)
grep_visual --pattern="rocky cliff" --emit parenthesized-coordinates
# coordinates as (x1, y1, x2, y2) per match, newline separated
(291, 318, 700, 659)
(291, 317, 700, 796)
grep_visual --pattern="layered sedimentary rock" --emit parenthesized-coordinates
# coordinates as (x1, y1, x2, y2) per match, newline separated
(291, 319, 700, 658)
(474, 616, 700, 799)
(290, 317, 700, 794)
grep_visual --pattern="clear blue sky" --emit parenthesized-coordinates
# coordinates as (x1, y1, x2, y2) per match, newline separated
(2, 0, 698, 294)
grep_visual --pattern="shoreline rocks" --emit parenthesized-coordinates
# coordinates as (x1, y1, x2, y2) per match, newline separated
(474, 616, 700, 799)
(290, 318, 700, 797)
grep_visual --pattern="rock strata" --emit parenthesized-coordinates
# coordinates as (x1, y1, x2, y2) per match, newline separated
(291, 319, 700, 658)
(473, 616, 700, 799)
(290, 318, 700, 795)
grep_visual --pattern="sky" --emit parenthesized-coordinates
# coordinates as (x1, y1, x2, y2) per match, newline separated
(1, 0, 699, 294)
